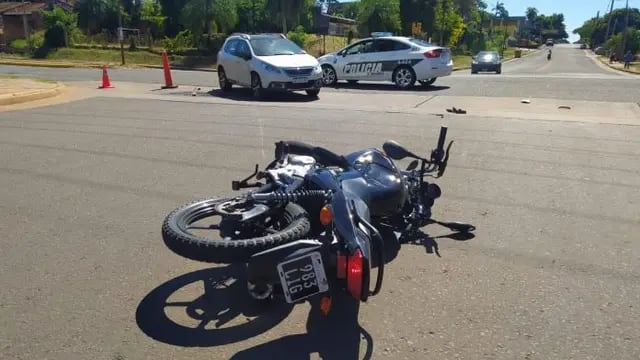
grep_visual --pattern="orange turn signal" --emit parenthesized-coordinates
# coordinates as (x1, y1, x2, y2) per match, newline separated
(320, 296, 332, 316)
(319, 205, 332, 226)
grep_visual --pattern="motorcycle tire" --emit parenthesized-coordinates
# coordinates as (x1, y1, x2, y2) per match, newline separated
(161, 198, 311, 264)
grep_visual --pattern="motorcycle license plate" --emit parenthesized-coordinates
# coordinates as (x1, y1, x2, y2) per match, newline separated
(277, 251, 329, 303)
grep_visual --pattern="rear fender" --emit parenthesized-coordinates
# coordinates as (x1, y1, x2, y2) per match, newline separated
(330, 189, 373, 302)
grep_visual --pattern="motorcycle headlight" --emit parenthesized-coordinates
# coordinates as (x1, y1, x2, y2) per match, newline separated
(261, 62, 281, 74)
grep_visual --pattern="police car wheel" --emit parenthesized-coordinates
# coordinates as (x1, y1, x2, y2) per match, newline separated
(419, 78, 437, 86)
(321, 65, 337, 86)
(393, 66, 416, 89)
(251, 72, 264, 99)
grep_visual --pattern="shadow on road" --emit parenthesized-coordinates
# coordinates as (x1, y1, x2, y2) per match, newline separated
(401, 229, 476, 257)
(330, 82, 450, 92)
(209, 89, 320, 102)
(135, 263, 294, 347)
(135, 263, 373, 359)
(230, 291, 373, 360)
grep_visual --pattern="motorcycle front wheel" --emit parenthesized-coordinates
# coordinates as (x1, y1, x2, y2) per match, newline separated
(162, 197, 311, 263)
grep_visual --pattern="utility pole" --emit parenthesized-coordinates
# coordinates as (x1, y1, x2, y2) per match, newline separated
(621, 0, 630, 52)
(605, 0, 615, 40)
(118, 5, 125, 65)
(21, 0, 30, 52)
(591, 11, 600, 48)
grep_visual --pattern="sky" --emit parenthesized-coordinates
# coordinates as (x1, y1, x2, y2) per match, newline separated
(497, 0, 628, 42)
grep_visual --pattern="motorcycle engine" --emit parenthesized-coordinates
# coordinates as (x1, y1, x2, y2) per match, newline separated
(267, 155, 317, 184)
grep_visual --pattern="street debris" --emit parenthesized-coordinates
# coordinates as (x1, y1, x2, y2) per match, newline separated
(446, 107, 467, 114)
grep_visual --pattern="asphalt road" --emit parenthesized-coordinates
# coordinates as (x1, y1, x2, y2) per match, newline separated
(0, 44, 638, 102)
(1, 44, 640, 360)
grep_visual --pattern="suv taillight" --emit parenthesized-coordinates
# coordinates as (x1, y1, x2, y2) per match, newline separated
(424, 49, 442, 58)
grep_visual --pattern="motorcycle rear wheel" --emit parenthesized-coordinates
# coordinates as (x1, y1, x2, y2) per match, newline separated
(162, 197, 311, 263)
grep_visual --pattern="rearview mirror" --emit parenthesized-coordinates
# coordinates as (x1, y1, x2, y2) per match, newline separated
(383, 140, 416, 160)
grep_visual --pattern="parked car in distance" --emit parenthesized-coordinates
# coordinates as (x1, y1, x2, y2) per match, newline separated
(317, 34, 453, 89)
(216, 33, 323, 99)
(580, 43, 587, 49)
(471, 51, 502, 74)
(546, 39, 554, 46)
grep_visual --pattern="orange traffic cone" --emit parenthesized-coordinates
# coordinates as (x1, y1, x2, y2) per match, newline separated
(161, 50, 177, 89)
(98, 65, 113, 89)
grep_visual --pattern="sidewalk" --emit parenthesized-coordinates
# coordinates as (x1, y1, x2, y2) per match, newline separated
(594, 54, 639, 74)
(0, 77, 64, 106)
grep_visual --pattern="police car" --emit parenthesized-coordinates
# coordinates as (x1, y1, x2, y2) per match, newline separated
(217, 33, 323, 99)
(318, 33, 453, 89)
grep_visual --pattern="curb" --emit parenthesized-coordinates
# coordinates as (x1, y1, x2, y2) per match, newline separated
(585, 51, 639, 76)
(0, 83, 64, 106)
(140, 64, 217, 72)
(0, 59, 84, 68)
(596, 57, 639, 75)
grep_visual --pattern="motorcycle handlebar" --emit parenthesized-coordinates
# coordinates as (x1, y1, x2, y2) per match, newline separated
(437, 126, 448, 154)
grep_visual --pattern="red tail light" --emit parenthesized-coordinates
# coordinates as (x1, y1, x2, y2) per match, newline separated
(346, 249, 364, 300)
(424, 49, 442, 58)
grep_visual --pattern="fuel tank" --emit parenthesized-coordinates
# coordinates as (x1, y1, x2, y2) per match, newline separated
(341, 148, 408, 217)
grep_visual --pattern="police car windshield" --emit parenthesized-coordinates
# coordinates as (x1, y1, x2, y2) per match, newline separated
(249, 38, 305, 56)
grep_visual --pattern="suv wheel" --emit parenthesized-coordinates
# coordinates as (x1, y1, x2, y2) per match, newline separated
(306, 89, 320, 98)
(251, 72, 264, 99)
(218, 67, 232, 91)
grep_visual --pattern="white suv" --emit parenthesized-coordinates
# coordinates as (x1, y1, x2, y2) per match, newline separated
(217, 33, 323, 99)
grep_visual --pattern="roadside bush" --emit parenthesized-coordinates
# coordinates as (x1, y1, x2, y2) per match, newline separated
(287, 25, 309, 48)
(10, 38, 28, 49)
(41, 6, 80, 48)
(29, 30, 46, 49)
(161, 29, 194, 54)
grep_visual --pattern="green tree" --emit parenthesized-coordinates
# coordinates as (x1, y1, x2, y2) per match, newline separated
(159, 0, 190, 36)
(265, 0, 314, 34)
(434, 0, 465, 46)
(140, 0, 166, 37)
(234, 0, 272, 33)
(492, 1, 508, 18)
(357, 0, 401, 36)
(180, 0, 209, 42)
(399, 0, 437, 37)
(213, 0, 239, 33)
(42, 5, 80, 47)
(75, 0, 121, 34)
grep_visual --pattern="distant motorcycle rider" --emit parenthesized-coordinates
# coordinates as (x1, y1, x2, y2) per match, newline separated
(547, 48, 552, 60)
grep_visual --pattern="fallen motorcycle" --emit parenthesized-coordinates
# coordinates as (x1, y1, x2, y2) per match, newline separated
(161, 126, 475, 307)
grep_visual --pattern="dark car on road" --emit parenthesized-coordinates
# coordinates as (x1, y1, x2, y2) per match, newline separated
(471, 51, 502, 74)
